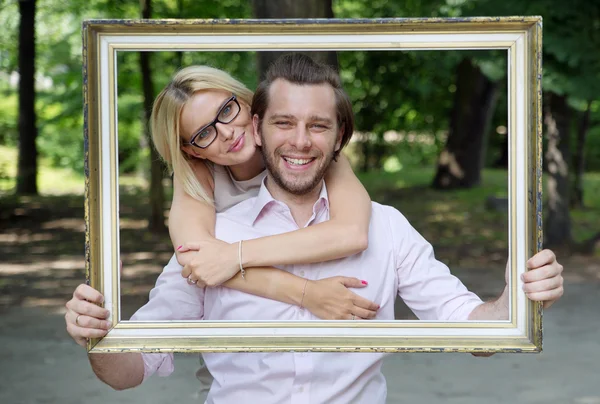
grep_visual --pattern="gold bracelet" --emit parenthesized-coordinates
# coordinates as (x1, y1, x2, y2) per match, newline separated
(300, 279, 309, 308)
(238, 240, 246, 279)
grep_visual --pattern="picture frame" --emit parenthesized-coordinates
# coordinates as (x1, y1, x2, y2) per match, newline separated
(83, 17, 543, 354)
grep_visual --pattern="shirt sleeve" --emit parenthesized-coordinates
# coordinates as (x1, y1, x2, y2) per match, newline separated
(387, 207, 484, 321)
(129, 254, 205, 381)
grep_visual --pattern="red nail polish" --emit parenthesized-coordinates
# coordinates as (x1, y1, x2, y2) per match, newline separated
(361, 280, 368, 285)
(177, 245, 182, 250)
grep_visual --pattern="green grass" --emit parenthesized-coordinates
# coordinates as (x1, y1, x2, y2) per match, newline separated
(0, 145, 85, 195)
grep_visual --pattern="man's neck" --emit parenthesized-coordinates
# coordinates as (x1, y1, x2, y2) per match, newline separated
(265, 176, 323, 228)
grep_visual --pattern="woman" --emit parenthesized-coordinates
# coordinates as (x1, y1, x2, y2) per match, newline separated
(153, 64, 379, 320)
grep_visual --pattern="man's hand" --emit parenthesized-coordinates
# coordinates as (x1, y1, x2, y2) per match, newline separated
(521, 249, 564, 309)
(179, 240, 240, 287)
(65, 284, 111, 347)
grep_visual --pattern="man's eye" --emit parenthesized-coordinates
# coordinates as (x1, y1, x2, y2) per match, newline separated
(275, 121, 292, 126)
(311, 124, 328, 130)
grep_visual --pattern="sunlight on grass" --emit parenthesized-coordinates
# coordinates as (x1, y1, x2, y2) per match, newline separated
(0, 145, 84, 195)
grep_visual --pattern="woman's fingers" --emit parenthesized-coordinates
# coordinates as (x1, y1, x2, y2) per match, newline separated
(338, 276, 368, 289)
(177, 242, 203, 253)
(350, 306, 377, 320)
(350, 294, 380, 312)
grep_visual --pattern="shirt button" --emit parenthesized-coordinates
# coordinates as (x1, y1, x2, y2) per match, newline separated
(298, 387, 304, 393)
(299, 270, 305, 276)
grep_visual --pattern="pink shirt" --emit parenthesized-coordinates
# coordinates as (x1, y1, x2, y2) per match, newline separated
(131, 180, 483, 403)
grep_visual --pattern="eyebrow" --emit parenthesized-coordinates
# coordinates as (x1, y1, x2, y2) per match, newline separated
(190, 95, 233, 135)
(267, 114, 334, 124)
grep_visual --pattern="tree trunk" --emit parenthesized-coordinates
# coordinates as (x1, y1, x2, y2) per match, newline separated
(544, 92, 572, 248)
(16, 0, 37, 195)
(571, 100, 592, 208)
(140, 0, 166, 233)
(252, 0, 338, 79)
(432, 58, 499, 189)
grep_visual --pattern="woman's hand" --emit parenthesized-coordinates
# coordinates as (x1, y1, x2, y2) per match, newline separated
(179, 240, 240, 287)
(302, 276, 380, 320)
(65, 284, 112, 347)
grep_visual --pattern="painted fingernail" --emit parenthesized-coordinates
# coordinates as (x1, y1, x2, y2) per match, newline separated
(177, 245, 182, 250)
(361, 280, 368, 285)
(520, 274, 525, 281)
(104, 321, 112, 329)
(99, 296, 104, 303)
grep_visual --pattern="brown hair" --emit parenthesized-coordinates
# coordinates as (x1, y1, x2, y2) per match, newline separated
(251, 53, 354, 159)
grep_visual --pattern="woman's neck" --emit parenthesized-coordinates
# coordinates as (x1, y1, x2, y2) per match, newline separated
(228, 150, 265, 181)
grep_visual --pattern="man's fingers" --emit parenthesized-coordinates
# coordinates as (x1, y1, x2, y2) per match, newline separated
(527, 249, 556, 269)
(73, 314, 112, 330)
(338, 277, 368, 289)
(70, 300, 110, 320)
(69, 324, 109, 340)
(522, 263, 563, 283)
(523, 276, 563, 294)
(526, 287, 563, 303)
(73, 284, 104, 305)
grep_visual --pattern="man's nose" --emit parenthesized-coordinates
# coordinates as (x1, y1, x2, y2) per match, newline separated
(289, 126, 312, 150)
(215, 122, 235, 140)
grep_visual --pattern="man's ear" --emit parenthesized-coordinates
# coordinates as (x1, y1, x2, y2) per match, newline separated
(252, 114, 263, 146)
(334, 124, 344, 152)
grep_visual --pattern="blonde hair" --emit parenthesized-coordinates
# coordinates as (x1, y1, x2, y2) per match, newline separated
(151, 66, 254, 204)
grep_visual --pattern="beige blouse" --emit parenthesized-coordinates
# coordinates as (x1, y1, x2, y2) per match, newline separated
(207, 163, 266, 212)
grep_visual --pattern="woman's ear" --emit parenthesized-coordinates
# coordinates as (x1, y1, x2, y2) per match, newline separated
(252, 115, 263, 147)
(181, 144, 206, 160)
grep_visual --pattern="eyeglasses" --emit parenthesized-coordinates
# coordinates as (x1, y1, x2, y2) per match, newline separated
(183, 94, 241, 149)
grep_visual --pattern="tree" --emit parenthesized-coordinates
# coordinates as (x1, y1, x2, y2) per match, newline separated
(16, 0, 37, 195)
(544, 92, 572, 247)
(140, 0, 167, 233)
(432, 57, 499, 189)
(251, 0, 338, 79)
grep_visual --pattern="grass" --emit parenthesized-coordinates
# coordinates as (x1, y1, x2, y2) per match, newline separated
(1, 144, 598, 266)
(0, 145, 85, 195)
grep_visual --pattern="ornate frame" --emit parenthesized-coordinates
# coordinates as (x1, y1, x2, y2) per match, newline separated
(83, 17, 543, 354)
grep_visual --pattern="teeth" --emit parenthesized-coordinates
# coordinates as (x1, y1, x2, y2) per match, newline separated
(284, 157, 312, 166)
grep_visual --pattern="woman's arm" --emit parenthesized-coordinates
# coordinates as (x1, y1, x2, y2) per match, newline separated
(179, 154, 371, 284)
(168, 159, 378, 319)
(241, 154, 370, 267)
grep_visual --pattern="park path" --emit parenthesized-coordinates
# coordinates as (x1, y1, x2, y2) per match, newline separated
(0, 276, 598, 404)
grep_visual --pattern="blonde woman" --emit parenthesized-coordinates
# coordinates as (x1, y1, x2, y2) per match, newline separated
(154, 64, 379, 320)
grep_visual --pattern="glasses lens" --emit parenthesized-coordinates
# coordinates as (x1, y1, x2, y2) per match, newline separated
(218, 99, 240, 124)
(193, 126, 217, 148)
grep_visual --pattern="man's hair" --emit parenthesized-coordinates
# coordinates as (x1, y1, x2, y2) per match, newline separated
(251, 53, 354, 159)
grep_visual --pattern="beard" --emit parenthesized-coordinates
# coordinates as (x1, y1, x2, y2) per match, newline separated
(259, 132, 335, 196)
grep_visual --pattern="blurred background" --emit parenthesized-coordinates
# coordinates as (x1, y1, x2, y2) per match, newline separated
(0, 1, 599, 403)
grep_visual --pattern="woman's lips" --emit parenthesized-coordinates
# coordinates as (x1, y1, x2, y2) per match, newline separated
(228, 133, 245, 152)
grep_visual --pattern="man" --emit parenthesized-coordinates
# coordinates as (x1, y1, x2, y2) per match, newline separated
(66, 54, 563, 403)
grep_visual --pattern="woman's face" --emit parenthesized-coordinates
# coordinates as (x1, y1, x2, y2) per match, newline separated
(180, 89, 256, 166)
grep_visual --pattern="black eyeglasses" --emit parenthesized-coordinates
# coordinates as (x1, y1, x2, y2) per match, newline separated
(184, 94, 241, 149)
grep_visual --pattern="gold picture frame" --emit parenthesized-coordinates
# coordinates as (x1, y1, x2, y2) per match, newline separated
(83, 17, 543, 354)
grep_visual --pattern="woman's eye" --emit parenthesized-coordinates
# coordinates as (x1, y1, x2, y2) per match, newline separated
(219, 105, 232, 118)
(198, 129, 211, 139)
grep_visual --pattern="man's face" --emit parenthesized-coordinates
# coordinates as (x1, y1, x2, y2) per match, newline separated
(252, 79, 343, 195)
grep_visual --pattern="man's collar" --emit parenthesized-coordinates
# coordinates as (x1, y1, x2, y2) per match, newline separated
(246, 177, 330, 226)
